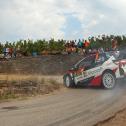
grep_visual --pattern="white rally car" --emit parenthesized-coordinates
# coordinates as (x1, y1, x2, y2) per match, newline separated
(63, 52, 126, 89)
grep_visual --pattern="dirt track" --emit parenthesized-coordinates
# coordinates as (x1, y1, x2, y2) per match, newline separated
(0, 51, 126, 126)
(0, 81, 126, 126)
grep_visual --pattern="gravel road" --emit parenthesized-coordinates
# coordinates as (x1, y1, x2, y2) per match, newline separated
(0, 82, 126, 126)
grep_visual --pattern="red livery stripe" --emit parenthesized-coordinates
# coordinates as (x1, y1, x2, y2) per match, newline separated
(90, 75, 102, 86)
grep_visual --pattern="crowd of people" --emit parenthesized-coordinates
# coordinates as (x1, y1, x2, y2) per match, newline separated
(1, 37, 119, 59)
(64, 38, 118, 55)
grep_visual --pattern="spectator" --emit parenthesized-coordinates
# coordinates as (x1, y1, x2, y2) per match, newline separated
(84, 40, 90, 48)
(77, 39, 83, 48)
(13, 48, 17, 58)
(112, 39, 118, 51)
(98, 47, 104, 53)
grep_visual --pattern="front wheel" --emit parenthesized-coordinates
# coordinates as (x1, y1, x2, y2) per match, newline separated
(63, 74, 75, 88)
(102, 71, 116, 89)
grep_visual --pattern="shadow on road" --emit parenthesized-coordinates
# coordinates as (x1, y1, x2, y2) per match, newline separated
(73, 80, 126, 91)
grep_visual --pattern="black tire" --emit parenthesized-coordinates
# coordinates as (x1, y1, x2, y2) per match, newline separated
(63, 74, 75, 88)
(102, 71, 116, 89)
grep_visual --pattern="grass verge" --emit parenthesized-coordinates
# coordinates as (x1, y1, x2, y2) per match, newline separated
(0, 75, 62, 100)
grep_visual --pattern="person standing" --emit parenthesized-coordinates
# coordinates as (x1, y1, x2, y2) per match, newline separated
(112, 39, 118, 51)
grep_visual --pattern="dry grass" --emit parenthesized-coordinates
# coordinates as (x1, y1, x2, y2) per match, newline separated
(0, 74, 63, 100)
(0, 74, 62, 83)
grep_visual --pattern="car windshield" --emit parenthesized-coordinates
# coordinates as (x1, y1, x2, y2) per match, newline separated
(74, 55, 95, 68)
(74, 58, 85, 68)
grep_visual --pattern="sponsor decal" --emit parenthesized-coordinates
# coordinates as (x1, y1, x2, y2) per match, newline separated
(77, 76, 84, 80)
(87, 67, 102, 77)
(83, 71, 88, 77)
(75, 67, 102, 82)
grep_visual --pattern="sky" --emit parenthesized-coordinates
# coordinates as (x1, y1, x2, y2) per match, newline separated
(0, 0, 126, 42)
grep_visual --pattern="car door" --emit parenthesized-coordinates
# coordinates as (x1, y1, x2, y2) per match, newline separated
(85, 54, 107, 79)
(74, 55, 95, 83)
(74, 54, 105, 84)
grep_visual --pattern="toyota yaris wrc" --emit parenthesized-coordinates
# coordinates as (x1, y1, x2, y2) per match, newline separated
(63, 52, 126, 89)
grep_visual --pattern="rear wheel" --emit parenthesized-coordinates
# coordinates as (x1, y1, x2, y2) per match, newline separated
(63, 74, 75, 88)
(102, 71, 116, 89)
